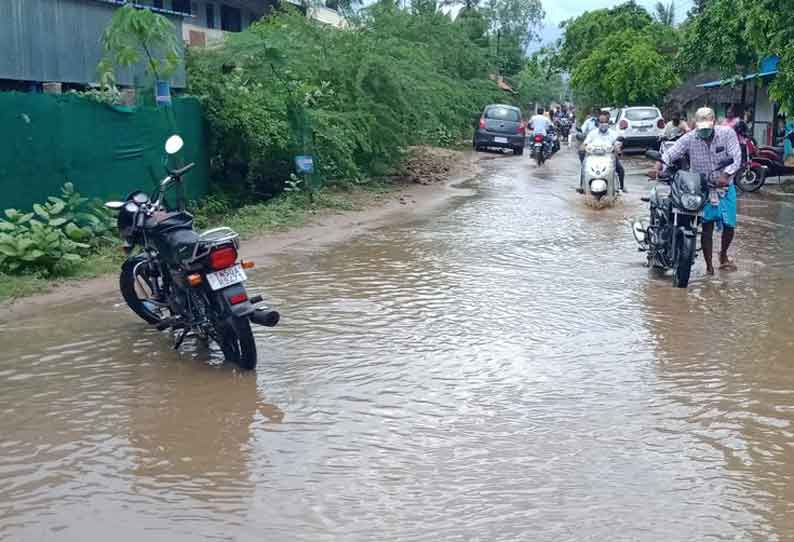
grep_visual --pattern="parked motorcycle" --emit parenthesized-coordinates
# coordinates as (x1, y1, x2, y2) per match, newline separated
(748, 133, 794, 187)
(632, 150, 733, 288)
(735, 136, 769, 193)
(105, 135, 280, 370)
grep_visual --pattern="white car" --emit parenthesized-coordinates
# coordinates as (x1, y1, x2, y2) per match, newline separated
(614, 106, 665, 151)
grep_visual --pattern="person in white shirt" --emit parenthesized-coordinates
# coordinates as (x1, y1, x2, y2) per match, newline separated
(582, 110, 626, 192)
(529, 107, 551, 136)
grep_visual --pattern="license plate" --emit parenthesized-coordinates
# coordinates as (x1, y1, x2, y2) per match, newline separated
(494, 137, 508, 144)
(206, 265, 247, 291)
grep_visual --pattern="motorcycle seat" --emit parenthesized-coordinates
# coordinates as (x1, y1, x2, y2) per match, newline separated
(162, 228, 201, 263)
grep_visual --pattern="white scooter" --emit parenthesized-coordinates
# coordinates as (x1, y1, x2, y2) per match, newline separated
(579, 139, 620, 202)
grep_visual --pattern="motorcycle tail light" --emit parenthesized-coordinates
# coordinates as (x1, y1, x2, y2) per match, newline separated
(534, 135, 544, 142)
(229, 293, 248, 305)
(209, 246, 237, 270)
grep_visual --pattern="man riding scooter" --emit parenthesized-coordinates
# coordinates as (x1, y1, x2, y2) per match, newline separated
(577, 111, 626, 193)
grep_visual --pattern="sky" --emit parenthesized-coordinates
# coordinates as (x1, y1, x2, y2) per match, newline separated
(532, 0, 694, 50)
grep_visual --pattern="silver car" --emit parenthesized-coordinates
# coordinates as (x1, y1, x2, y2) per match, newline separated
(614, 106, 665, 151)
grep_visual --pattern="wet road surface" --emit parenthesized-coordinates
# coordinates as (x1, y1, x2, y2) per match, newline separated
(3, 149, 794, 541)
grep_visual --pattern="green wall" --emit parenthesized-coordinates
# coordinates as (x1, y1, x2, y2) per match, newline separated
(0, 92, 209, 211)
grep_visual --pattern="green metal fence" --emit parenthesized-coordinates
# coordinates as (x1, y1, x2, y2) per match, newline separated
(0, 92, 209, 211)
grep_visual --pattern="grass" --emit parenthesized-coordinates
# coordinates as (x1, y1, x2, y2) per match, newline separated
(0, 182, 400, 305)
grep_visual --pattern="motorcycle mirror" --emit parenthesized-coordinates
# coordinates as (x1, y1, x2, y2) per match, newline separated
(165, 135, 184, 155)
(645, 150, 663, 162)
(105, 201, 125, 210)
(131, 192, 150, 204)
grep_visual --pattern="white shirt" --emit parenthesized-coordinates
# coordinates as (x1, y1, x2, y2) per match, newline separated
(530, 114, 551, 136)
(584, 127, 621, 149)
(581, 117, 598, 135)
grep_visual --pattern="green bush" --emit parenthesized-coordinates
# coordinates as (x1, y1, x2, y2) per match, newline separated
(187, 7, 508, 199)
(0, 183, 116, 275)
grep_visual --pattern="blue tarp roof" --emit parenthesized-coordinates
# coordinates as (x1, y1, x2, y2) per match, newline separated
(697, 56, 780, 88)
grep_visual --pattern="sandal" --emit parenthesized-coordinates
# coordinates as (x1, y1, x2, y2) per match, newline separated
(719, 256, 737, 271)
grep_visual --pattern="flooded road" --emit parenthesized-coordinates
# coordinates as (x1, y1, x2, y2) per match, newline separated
(4, 149, 794, 541)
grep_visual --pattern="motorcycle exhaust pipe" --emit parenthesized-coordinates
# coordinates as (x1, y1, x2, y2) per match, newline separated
(250, 308, 280, 327)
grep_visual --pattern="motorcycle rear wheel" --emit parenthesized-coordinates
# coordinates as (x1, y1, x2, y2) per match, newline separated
(673, 234, 696, 288)
(218, 316, 258, 370)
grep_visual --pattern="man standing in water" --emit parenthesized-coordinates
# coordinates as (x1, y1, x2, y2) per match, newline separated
(661, 107, 742, 275)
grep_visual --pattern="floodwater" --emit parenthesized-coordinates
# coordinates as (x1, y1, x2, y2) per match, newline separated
(3, 150, 794, 541)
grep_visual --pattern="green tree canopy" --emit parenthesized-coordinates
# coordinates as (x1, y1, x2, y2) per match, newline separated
(676, 0, 756, 76)
(743, 0, 794, 112)
(556, 1, 653, 70)
(571, 29, 678, 108)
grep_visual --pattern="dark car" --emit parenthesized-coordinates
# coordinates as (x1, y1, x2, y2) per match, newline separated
(473, 104, 525, 155)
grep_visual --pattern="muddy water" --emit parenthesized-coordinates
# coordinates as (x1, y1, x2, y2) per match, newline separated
(3, 150, 794, 541)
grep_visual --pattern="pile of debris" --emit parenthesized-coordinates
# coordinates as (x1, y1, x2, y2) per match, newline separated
(396, 146, 469, 185)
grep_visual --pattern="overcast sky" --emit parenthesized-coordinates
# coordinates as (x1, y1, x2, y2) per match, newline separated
(533, 0, 694, 49)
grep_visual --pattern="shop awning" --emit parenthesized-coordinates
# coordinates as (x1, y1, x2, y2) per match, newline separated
(697, 56, 780, 88)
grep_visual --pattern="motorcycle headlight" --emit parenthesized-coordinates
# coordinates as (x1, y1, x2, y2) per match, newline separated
(681, 194, 703, 211)
(590, 179, 608, 193)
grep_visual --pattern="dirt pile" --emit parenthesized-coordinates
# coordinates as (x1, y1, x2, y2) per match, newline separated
(396, 146, 474, 185)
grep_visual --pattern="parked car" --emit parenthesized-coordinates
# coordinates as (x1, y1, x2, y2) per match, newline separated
(473, 104, 526, 155)
(614, 106, 665, 151)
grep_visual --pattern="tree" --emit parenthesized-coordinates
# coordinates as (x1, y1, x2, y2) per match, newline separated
(676, 0, 755, 77)
(571, 30, 678, 108)
(654, 1, 675, 26)
(516, 52, 566, 108)
(743, 0, 794, 111)
(556, 1, 654, 70)
(98, 2, 182, 88)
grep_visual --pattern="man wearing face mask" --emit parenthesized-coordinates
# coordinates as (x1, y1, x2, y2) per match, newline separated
(582, 111, 626, 192)
(663, 110, 690, 138)
(660, 107, 742, 275)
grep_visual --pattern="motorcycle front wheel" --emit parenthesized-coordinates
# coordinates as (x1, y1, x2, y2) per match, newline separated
(120, 255, 167, 325)
(735, 167, 766, 192)
(673, 234, 696, 288)
(217, 315, 258, 370)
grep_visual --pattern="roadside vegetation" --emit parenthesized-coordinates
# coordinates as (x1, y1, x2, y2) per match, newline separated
(551, 0, 794, 116)
(2, 0, 546, 303)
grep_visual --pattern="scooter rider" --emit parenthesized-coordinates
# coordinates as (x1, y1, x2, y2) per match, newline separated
(582, 111, 626, 192)
(659, 107, 742, 275)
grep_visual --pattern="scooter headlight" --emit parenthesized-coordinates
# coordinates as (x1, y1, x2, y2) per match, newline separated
(590, 179, 608, 194)
(681, 194, 703, 211)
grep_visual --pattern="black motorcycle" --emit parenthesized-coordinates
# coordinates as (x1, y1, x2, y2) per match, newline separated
(557, 118, 571, 140)
(105, 135, 279, 369)
(632, 150, 733, 288)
